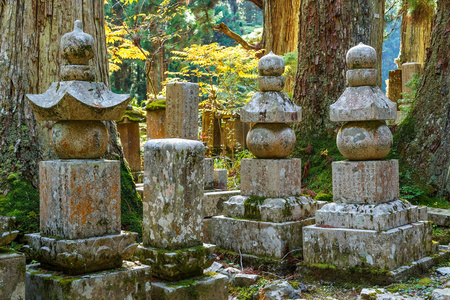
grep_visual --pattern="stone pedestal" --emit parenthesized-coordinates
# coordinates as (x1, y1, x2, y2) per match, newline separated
(213, 169, 227, 190)
(0, 252, 26, 299)
(204, 158, 214, 190)
(202, 190, 241, 217)
(26, 263, 152, 300)
(165, 83, 199, 140)
(117, 118, 142, 172)
(387, 69, 402, 106)
(146, 108, 165, 139)
(141, 139, 220, 285)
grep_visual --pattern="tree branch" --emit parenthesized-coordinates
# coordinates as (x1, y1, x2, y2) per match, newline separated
(245, 0, 263, 9)
(213, 22, 261, 51)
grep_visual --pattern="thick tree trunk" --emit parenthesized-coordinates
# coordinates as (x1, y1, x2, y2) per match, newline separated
(395, 0, 450, 198)
(294, 0, 385, 137)
(262, 0, 301, 55)
(0, 0, 122, 188)
(396, 2, 434, 68)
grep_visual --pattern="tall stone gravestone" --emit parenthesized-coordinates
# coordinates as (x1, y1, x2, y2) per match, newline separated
(24, 21, 151, 299)
(204, 52, 325, 258)
(138, 139, 228, 299)
(0, 217, 25, 299)
(303, 44, 434, 274)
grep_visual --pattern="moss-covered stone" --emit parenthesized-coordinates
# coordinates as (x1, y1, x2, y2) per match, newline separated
(117, 106, 146, 123)
(145, 99, 166, 111)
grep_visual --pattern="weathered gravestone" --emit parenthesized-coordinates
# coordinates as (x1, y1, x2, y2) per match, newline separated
(302, 44, 436, 282)
(25, 21, 151, 299)
(204, 52, 325, 258)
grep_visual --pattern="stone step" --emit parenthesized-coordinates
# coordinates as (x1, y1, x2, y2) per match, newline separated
(427, 207, 450, 227)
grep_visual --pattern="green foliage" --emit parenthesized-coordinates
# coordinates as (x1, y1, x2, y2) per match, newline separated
(432, 225, 450, 245)
(229, 278, 269, 300)
(398, 73, 421, 113)
(214, 149, 254, 190)
(120, 160, 143, 238)
(0, 175, 40, 236)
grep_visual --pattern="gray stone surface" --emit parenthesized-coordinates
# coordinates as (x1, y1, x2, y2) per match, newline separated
(204, 158, 214, 190)
(39, 160, 121, 239)
(315, 199, 422, 231)
(330, 86, 397, 122)
(234, 274, 261, 287)
(165, 82, 199, 140)
(427, 207, 450, 227)
(213, 168, 228, 190)
(258, 76, 285, 92)
(224, 195, 322, 223)
(346, 43, 377, 69)
(203, 190, 240, 217)
(135, 244, 215, 281)
(332, 160, 399, 204)
(246, 123, 296, 159)
(151, 274, 228, 300)
(258, 51, 285, 76)
(254, 280, 297, 300)
(432, 288, 450, 300)
(0, 253, 25, 300)
(24, 231, 137, 275)
(240, 92, 302, 124)
(26, 262, 152, 300)
(240, 158, 302, 198)
(303, 221, 434, 270)
(0, 216, 19, 247)
(204, 216, 315, 258)
(143, 139, 204, 249)
(346, 69, 377, 87)
(360, 288, 422, 299)
(437, 267, 450, 276)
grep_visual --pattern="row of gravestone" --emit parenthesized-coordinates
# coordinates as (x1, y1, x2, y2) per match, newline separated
(0, 22, 443, 299)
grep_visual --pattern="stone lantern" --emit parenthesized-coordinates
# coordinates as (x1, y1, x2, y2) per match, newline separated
(205, 52, 325, 258)
(24, 21, 151, 298)
(302, 44, 435, 278)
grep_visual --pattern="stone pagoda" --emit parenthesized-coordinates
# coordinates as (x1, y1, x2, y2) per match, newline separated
(137, 138, 228, 299)
(303, 44, 433, 274)
(0, 216, 25, 299)
(204, 52, 325, 258)
(24, 21, 151, 299)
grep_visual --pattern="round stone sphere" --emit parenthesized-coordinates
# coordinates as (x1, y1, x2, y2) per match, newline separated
(337, 121, 392, 160)
(258, 51, 285, 76)
(346, 43, 377, 69)
(52, 120, 108, 159)
(247, 123, 296, 159)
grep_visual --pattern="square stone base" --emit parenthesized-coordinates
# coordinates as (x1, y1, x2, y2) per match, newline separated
(0, 252, 25, 299)
(240, 158, 302, 198)
(303, 221, 434, 270)
(152, 274, 228, 300)
(204, 216, 315, 258)
(203, 190, 241, 217)
(26, 262, 152, 300)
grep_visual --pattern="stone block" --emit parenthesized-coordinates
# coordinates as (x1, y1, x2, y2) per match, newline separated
(330, 86, 397, 122)
(146, 108, 166, 139)
(213, 169, 228, 190)
(135, 244, 215, 281)
(240, 158, 302, 198)
(204, 158, 214, 190)
(387, 69, 402, 105)
(332, 160, 399, 204)
(117, 120, 141, 172)
(402, 62, 422, 97)
(143, 139, 204, 249)
(204, 216, 315, 258)
(24, 231, 137, 275)
(240, 92, 302, 124)
(151, 274, 228, 300)
(26, 262, 152, 300)
(0, 252, 25, 300)
(0, 216, 19, 247)
(315, 199, 422, 231)
(39, 160, 121, 239)
(303, 221, 434, 270)
(427, 208, 450, 227)
(203, 190, 241, 217)
(165, 82, 199, 140)
(224, 195, 321, 223)
(234, 274, 260, 287)
(432, 288, 450, 300)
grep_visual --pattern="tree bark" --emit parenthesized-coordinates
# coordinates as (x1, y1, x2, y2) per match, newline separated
(396, 1, 434, 68)
(293, 0, 385, 137)
(395, 0, 450, 198)
(0, 0, 123, 190)
(262, 0, 301, 55)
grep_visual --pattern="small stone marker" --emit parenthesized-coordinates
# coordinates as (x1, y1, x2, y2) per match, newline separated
(205, 52, 322, 258)
(24, 20, 151, 299)
(303, 43, 435, 272)
(165, 82, 199, 140)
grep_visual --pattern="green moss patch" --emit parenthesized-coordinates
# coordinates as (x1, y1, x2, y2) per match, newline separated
(120, 160, 143, 239)
(117, 106, 146, 123)
(243, 196, 266, 220)
(145, 99, 166, 111)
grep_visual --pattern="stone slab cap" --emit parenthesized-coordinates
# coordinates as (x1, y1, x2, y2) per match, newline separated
(27, 81, 130, 121)
(330, 86, 397, 121)
(240, 91, 302, 123)
(0, 216, 19, 247)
